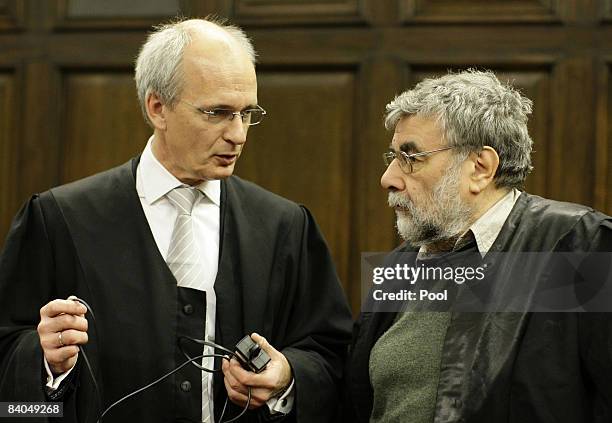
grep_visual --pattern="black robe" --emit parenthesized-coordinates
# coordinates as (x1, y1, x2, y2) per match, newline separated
(344, 192, 612, 423)
(0, 158, 353, 422)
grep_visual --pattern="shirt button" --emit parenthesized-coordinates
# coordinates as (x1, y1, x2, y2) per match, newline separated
(183, 304, 194, 315)
(180, 380, 191, 392)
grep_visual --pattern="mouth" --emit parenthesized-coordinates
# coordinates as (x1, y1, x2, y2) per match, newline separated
(215, 153, 239, 166)
(392, 205, 412, 217)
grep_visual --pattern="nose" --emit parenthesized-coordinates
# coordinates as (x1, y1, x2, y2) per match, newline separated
(223, 117, 248, 145)
(381, 161, 406, 192)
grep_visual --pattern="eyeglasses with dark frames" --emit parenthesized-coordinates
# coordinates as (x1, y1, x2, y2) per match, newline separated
(382, 146, 454, 174)
(181, 100, 267, 126)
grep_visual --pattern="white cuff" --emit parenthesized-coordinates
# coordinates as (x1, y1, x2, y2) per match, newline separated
(44, 357, 77, 391)
(266, 378, 295, 415)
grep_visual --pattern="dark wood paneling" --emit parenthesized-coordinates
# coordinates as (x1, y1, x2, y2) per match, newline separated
(53, 0, 183, 30)
(235, 70, 355, 293)
(19, 62, 62, 213)
(601, 0, 612, 23)
(233, 0, 367, 26)
(407, 66, 553, 199)
(0, 72, 16, 243)
(0, 0, 25, 31)
(547, 57, 597, 207)
(60, 71, 150, 183)
(401, 0, 562, 23)
(607, 63, 612, 212)
(596, 61, 612, 212)
(65, 0, 180, 17)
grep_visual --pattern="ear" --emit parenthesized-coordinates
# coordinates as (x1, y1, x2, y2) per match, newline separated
(468, 146, 499, 194)
(145, 92, 167, 131)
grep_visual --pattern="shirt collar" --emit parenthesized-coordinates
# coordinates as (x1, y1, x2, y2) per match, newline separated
(468, 188, 520, 254)
(137, 136, 221, 207)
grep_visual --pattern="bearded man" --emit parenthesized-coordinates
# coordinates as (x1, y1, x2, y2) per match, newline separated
(343, 70, 612, 423)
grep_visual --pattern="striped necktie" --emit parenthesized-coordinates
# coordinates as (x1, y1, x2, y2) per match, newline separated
(166, 187, 204, 289)
(166, 187, 213, 422)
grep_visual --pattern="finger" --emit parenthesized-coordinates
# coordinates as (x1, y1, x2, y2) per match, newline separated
(39, 331, 65, 350)
(58, 329, 88, 347)
(39, 328, 87, 351)
(40, 314, 88, 334)
(224, 376, 249, 407)
(40, 299, 86, 319)
(224, 365, 250, 396)
(228, 357, 256, 386)
(250, 333, 279, 359)
(250, 333, 292, 392)
(229, 356, 280, 391)
(45, 345, 79, 367)
(66, 296, 89, 315)
(249, 387, 272, 406)
(48, 357, 77, 376)
(221, 357, 230, 374)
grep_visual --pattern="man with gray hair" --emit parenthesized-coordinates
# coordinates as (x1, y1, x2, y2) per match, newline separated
(0, 18, 352, 422)
(344, 70, 612, 422)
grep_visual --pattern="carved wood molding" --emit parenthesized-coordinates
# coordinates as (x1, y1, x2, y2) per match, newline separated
(232, 0, 368, 26)
(401, 0, 562, 24)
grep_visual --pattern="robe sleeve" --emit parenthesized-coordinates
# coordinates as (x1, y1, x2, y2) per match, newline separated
(278, 205, 353, 423)
(577, 214, 612, 416)
(0, 196, 54, 403)
(0, 194, 81, 407)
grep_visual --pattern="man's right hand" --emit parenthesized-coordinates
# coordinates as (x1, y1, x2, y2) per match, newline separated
(37, 298, 88, 375)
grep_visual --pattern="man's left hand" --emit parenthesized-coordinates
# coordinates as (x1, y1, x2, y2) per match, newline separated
(222, 333, 292, 409)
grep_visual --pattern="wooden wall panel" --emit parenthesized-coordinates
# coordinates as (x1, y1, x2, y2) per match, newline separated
(0, 0, 25, 31)
(546, 58, 597, 208)
(54, 0, 183, 29)
(408, 66, 553, 198)
(18, 63, 63, 217)
(60, 71, 151, 184)
(0, 72, 16, 242)
(607, 64, 612, 212)
(233, 0, 367, 25)
(235, 70, 355, 292)
(401, 0, 561, 23)
(602, 0, 612, 23)
(597, 62, 612, 212)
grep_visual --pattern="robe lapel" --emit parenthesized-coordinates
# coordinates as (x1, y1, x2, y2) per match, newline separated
(211, 177, 283, 420)
(434, 194, 533, 422)
(212, 178, 245, 418)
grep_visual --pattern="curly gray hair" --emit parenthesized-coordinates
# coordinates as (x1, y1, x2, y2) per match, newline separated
(385, 70, 533, 189)
(134, 17, 256, 127)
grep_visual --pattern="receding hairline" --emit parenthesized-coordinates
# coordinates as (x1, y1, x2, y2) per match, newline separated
(175, 19, 254, 62)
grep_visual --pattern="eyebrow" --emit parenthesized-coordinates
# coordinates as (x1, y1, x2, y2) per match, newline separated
(205, 103, 259, 111)
(398, 141, 420, 154)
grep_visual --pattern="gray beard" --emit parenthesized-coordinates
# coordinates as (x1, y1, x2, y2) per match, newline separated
(388, 163, 473, 247)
